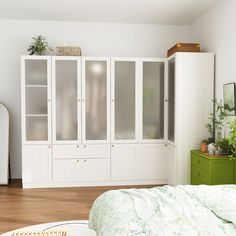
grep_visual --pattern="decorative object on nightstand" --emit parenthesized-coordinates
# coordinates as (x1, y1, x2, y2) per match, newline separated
(27, 35, 53, 55)
(200, 139, 208, 153)
(191, 150, 235, 185)
(167, 43, 200, 57)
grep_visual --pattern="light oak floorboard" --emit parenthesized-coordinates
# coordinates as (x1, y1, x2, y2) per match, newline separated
(0, 180, 159, 234)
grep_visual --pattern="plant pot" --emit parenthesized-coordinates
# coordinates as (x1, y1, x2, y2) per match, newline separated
(200, 143, 208, 153)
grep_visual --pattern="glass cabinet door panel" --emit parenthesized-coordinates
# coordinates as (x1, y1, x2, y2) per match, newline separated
(85, 61, 107, 140)
(115, 61, 135, 140)
(25, 60, 47, 85)
(25, 87, 47, 115)
(55, 60, 78, 140)
(168, 58, 175, 142)
(26, 116, 48, 141)
(143, 62, 164, 139)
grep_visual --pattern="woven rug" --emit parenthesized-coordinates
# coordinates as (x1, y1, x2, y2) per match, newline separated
(1, 221, 95, 236)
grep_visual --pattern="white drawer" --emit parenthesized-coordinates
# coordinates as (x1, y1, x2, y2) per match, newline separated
(53, 159, 110, 182)
(53, 144, 110, 159)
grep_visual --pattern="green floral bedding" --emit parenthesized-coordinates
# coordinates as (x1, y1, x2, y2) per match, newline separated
(89, 185, 236, 236)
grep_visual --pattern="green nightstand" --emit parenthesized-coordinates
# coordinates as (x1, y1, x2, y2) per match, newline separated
(191, 150, 235, 185)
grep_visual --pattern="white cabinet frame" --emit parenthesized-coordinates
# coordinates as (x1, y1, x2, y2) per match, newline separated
(21, 55, 52, 145)
(52, 56, 82, 144)
(82, 57, 111, 144)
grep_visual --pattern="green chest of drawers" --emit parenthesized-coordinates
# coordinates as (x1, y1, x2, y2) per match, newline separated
(191, 150, 236, 185)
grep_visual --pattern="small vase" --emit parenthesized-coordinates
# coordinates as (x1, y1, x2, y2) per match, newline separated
(200, 143, 208, 153)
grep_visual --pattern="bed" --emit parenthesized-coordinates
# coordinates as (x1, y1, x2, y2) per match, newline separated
(89, 185, 236, 236)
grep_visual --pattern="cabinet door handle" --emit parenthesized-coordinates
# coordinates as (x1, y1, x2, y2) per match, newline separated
(77, 160, 80, 163)
(84, 160, 87, 163)
(84, 145, 86, 148)
(48, 99, 51, 102)
(78, 99, 81, 102)
(76, 145, 79, 148)
(48, 145, 51, 148)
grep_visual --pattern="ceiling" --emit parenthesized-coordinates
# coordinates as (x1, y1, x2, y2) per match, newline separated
(0, 0, 219, 25)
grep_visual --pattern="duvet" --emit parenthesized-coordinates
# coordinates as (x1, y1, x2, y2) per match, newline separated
(89, 185, 236, 236)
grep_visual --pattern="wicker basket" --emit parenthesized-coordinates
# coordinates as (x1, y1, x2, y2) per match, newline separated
(57, 46, 81, 56)
(167, 43, 200, 57)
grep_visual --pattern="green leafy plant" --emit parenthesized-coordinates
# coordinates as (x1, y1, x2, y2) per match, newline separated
(27, 35, 53, 55)
(205, 99, 227, 141)
(201, 139, 208, 144)
(216, 138, 232, 155)
(227, 120, 236, 160)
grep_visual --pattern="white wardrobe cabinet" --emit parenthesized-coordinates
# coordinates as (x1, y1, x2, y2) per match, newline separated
(21, 56, 52, 144)
(53, 144, 110, 159)
(167, 53, 214, 185)
(52, 57, 80, 143)
(22, 145, 52, 184)
(53, 159, 110, 183)
(111, 144, 167, 181)
(21, 53, 214, 188)
(111, 58, 138, 142)
(82, 58, 110, 143)
(111, 144, 137, 180)
(137, 144, 167, 180)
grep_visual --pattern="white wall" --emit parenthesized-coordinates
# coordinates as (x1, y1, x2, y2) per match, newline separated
(0, 19, 189, 178)
(190, 0, 236, 100)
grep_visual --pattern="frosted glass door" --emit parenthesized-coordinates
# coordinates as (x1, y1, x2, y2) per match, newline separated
(114, 61, 136, 140)
(55, 60, 78, 141)
(143, 61, 164, 139)
(24, 58, 49, 142)
(168, 58, 175, 142)
(83, 60, 108, 141)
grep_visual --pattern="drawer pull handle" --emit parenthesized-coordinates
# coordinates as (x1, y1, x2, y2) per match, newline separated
(77, 145, 79, 148)
(84, 145, 86, 148)
(48, 145, 51, 148)
(84, 160, 87, 163)
(77, 160, 80, 163)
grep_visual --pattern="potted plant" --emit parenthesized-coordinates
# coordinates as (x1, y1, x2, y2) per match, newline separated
(27, 35, 53, 55)
(205, 99, 227, 143)
(216, 138, 232, 156)
(200, 139, 208, 153)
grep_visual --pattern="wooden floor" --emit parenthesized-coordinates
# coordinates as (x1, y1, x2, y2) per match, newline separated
(0, 180, 158, 234)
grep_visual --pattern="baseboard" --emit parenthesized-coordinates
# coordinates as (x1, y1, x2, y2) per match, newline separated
(22, 179, 168, 189)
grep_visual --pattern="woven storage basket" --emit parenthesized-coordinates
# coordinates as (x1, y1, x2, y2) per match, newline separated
(57, 46, 81, 56)
(167, 43, 200, 57)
